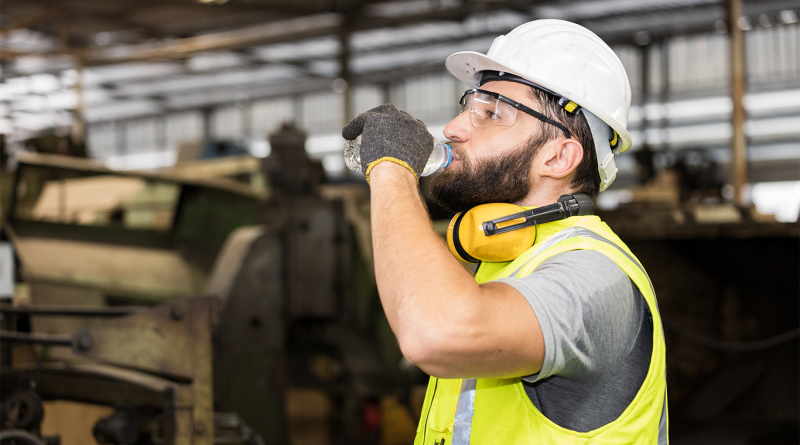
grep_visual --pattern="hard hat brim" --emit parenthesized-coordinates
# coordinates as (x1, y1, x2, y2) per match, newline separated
(445, 51, 632, 153)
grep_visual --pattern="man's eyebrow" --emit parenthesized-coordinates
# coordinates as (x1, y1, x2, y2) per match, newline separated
(522, 89, 546, 112)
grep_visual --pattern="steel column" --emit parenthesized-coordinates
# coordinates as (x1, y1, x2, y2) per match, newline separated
(727, 0, 748, 207)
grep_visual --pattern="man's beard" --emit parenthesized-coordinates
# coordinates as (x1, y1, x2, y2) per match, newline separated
(428, 137, 542, 214)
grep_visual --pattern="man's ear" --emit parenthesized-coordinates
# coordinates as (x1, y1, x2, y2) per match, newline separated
(539, 139, 583, 179)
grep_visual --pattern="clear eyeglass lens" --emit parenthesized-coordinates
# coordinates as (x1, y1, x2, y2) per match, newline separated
(461, 93, 517, 128)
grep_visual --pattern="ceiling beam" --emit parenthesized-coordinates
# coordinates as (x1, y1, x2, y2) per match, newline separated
(351, 0, 540, 30)
(5, 0, 798, 67)
(0, 8, 52, 37)
(2, 0, 538, 66)
(81, 14, 343, 65)
(0, 0, 716, 64)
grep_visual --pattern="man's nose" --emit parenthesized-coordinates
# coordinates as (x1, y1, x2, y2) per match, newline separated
(444, 111, 471, 142)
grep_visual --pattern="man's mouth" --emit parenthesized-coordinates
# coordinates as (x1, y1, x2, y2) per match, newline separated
(447, 143, 464, 163)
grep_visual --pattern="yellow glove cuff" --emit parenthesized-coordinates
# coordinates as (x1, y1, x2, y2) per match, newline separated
(364, 157, 418, 184)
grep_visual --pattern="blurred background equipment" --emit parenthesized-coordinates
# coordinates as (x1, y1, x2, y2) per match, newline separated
(2, 125, 416, 445)
(1, 297, 226, 445)
(0, 0, 799, 444)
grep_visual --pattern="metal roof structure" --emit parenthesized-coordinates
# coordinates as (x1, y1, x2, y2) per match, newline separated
(1, 0, 798, 127)
(1, 0, 798, 216)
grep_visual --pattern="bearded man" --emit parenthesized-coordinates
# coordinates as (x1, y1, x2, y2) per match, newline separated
(342, 20, 667, 445)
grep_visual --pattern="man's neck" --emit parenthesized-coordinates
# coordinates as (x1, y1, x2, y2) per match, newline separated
(516, 180, 575, 207)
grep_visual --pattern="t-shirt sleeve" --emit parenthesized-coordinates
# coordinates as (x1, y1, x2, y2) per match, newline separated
(496, 249, 642, 384)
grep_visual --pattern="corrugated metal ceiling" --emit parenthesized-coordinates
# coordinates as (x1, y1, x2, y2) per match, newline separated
(0, 0, 797, 125)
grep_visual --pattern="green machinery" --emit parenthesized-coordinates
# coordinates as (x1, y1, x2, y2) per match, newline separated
(0, 125, 415, 444)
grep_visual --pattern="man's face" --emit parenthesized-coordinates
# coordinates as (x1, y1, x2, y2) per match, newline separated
(429, 81, 547, 214)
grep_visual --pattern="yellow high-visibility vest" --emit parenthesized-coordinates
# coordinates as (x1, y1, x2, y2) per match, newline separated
(414, 215, 668, 445)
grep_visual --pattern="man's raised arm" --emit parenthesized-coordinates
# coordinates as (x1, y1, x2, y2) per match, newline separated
(345, 105, 544, 379)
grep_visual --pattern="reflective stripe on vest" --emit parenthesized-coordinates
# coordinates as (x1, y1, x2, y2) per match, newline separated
(452, 378, 477, 444)
(414, 216, 669, 445)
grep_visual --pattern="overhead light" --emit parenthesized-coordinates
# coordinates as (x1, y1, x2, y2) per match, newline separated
(332, 78, 348, 94)
(737, 16, 752, 31)
(94, 32, 114, 46)
(779, 10, 798, 24)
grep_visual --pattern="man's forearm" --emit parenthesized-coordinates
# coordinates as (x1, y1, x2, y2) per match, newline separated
(368, 162, 481, 360)
(345, 102, 545, 379)
(368, 162, 545, 379)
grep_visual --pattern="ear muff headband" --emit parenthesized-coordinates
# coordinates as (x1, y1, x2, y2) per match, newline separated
(446, 194, 594, 263)
(482, 194, 594, 236)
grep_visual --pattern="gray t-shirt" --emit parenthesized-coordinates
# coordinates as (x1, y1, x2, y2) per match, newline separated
(497, 249, 653, 433)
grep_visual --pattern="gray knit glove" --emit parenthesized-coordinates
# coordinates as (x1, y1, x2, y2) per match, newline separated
(342, 104, 434, 183)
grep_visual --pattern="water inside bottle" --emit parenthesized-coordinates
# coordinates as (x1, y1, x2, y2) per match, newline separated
(421, 142, 450, 176)
(344, 138, 361, 171)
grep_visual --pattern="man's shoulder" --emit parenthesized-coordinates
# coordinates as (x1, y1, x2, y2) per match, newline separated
(499, 248, 639, 327)
(535, 248, 630, 287)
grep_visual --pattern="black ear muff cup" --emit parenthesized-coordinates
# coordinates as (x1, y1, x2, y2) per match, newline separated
(447, 212, 480, 263)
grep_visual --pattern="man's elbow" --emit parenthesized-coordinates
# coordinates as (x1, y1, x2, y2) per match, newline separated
(396, 326, 437, 367)
(395, 323, 468, 378)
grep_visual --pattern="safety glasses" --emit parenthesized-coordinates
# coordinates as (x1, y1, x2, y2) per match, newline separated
(459, 89, 572, 139)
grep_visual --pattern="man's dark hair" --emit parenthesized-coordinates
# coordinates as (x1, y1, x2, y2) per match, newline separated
(526, 88, 601, 198)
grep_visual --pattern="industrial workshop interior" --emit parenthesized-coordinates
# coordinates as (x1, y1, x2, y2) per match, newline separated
(0, 0, 798, 444)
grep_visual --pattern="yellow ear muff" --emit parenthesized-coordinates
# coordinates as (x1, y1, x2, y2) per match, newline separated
(446, 203, 537, 263)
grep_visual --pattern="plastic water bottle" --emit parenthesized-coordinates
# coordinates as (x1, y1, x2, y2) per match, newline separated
(344, 135, 452, 177)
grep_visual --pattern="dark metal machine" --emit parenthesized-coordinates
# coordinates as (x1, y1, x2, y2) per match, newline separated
(593, 170, 800, 441)
(0, 298, 262, 445)
(210, 124, 405, 443)
(1, 124, 408, 444)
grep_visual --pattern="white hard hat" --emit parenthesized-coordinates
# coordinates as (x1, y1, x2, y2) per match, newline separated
(446, 20, 633, 190)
